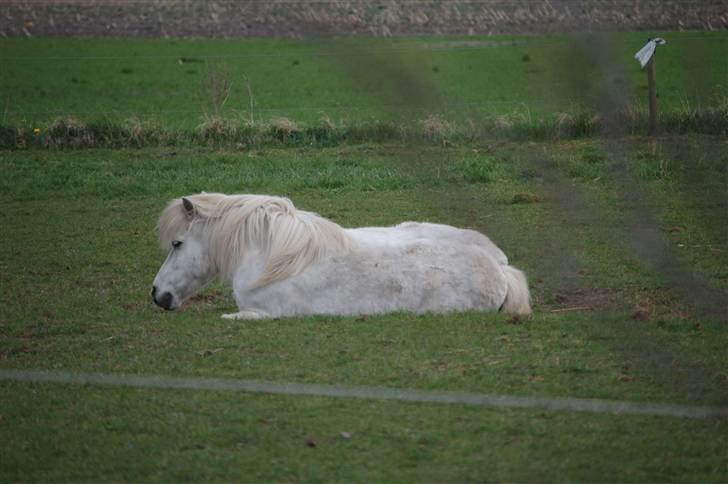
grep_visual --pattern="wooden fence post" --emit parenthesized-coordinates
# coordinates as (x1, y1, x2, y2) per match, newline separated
(647, 56, 657, 135)
(634, 38, 666, 136)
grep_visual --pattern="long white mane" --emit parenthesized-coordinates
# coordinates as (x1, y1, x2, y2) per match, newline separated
(157, 193, 351, 287)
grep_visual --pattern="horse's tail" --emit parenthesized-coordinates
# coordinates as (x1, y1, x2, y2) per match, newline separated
(501, 265, 532, 315)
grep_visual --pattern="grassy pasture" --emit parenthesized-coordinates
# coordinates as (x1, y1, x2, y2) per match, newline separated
(1, 137, 727, 481)
(2, 32, 726, 131)
(1, 32, 728, 482)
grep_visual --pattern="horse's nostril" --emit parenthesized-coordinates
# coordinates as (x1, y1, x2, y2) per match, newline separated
(151, 286, 157, 298)
(153, 291, 175, 310)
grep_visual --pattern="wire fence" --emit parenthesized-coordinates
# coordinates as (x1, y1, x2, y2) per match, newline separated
(3, 369, 727, 418)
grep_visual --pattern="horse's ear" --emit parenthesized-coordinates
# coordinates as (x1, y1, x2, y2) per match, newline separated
(181, 198, 197, 220)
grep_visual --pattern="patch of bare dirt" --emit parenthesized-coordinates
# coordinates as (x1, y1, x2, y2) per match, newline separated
(1, 1, 726, 39)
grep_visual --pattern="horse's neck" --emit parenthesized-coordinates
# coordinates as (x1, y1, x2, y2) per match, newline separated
(209, 205, 352, 284)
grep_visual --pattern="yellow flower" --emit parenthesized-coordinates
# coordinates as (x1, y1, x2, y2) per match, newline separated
(33, 128, 41, 134)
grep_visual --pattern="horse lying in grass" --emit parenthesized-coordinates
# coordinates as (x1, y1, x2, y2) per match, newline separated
(151, 193, 531, 319)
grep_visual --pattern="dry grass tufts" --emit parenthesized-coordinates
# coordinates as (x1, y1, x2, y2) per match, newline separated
(202, 65, 233, 116)
(5, 102, 728, 150)
(556, 113, 575, 129)
(197, 114, 235, 141)
(270, 116, 299, 133)
(421, 114, 455, 139)
(124, 116, 147, 140)
(269, 117, 299, 138)
(49, 116, 87, 134)
(123, 116, 165, 145)
(46, 116, 92, 148)
(494, 115, 514, 130)
(318, 115, 338, 131)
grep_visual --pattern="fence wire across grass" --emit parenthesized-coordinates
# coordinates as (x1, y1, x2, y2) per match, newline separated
(3, 369, 728, 418)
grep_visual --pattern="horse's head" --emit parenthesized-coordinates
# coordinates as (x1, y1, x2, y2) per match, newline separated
(152, 198, 215, 310)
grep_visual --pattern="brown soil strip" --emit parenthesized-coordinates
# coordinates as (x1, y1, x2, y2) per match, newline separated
(1, 1, 725, 39)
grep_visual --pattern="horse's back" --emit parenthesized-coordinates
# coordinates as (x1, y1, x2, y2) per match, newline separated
(348, 222, 508, 265)
(241, 237, 509, 316)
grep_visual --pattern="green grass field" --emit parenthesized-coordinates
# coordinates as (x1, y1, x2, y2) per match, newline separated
(2, 139, 727, 481)
(1, 33, 727, 482)
(2, 32, 726, 130)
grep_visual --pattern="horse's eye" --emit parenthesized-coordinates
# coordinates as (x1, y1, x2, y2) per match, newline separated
(172, 240, 183, 249)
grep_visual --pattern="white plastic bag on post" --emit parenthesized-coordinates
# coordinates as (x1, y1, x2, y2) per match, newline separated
(634, 38, 666, 68)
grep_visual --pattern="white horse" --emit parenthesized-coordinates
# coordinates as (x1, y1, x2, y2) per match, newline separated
(151, 193, 531, 319)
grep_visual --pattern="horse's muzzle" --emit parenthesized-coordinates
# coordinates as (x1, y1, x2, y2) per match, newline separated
(151, 286, 175, 310)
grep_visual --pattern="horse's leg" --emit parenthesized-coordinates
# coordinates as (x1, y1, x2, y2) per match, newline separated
(221, 310, 265, 320)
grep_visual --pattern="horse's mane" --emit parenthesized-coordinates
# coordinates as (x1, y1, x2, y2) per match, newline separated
(157, 193, 351, 287)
